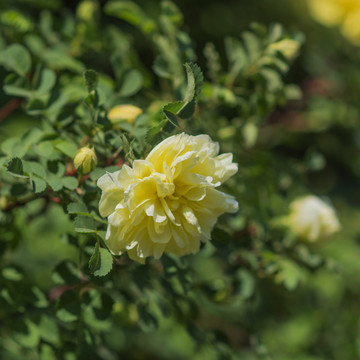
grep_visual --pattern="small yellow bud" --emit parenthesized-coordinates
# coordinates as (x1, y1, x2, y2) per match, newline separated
(76, 0, 99, 21)
(268, 39, 300, 61)
(0, 196, 8, 210)
(107, 105, 143, 124)
(217, 126, 236, 140)
(73, 146, 97, 174)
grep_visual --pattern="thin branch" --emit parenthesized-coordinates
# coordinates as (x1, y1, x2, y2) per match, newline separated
(0, 98, 21, 123)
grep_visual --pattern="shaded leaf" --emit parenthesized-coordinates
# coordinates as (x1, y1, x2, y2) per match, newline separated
(31, 176, 47, 193)
(89, 243, 113, 277)
(145, 119, 166, 143)
(54, 140, 77, 157)
(62, 176, 78, 190)
(67, 202, 88, 214)
(35, 68, 56, 95)
(184, 62, 203, 102)
(2, 267, 24, 281)
(84, 69, 99, 93)
(119, 69, 143, 97)
(6, 157, 25, 177)
(74, 215, 97, 233)
(0, 44, 31, 77)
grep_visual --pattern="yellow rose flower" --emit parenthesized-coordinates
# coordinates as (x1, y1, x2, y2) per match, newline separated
(97, 133, 238, 263)
(288, 195, 340, 242)
(307, 0, 360, 45)
(107, 105, 143, 124)
(73, 146, 97, 174)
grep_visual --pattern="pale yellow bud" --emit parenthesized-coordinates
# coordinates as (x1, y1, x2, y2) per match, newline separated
(288, 195, 340, 242)
(217, 126, 236, 140)
(107, 105, 143, 124)
(73, 146, 97, 174)
(0, 196, 7, 210)
(268, 39, 300, 61)
(76, 0, 99, 21)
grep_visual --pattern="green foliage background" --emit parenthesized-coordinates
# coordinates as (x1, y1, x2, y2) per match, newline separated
(0, 0, 360, 359)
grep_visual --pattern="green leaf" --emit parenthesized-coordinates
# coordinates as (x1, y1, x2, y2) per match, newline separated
(38, 316, 60, 345)
(285, 84, 302, 100)
(67, 202, 88, 214)
(52, 260, 81, 286)
(145, 119, 167, 143)
(54, 141, 77, 157)
(137, 303, 158, 332)
(35, 68, 56, 95)
(74, 215, 97, 233)
(162, 101, 184, 127)
(31, 176, 47, 193)
(275, 258, 306, 291)
(35, 141, 54, 157)
(1, 9, 34, 33)
(56, 291, 81, 323)
(243, 31, 261, 62)
(32, 287, 49, 308)
(1, 137, 28, 157)
(22, 128, 44, 146)
(160, 63, 203, 123)
(119, 69, 143, 97)
(120, 133, 136, 163)
(89, 242, 113, 277)
(56, 308, 78, 323)
(62, 177, 78, 190)
(260, 68, 283, 92)
(89, 167, 106, 181)
(104, 1, 156, 34)
(163, 101, 184, 114)
(47, 176, 63, 191)
(6, 157, 24, 177)
(2, 267, 24, 281)
(161, 1, 183, 25)
(236, 269, 255, 300)
(0, 44, 31, 77)
(14, 320, 40, 348)
(3, 84, 32, 97)
(26, 97, 46, 115)
(184, 62, 204, 102)
(40, 344, 57, 360)
(83, 69, 99, 93)
(162, 110, 179, 127)
(153, 55, 171, 78)
(177, 99, 195, 119)
(23, 161, 46, 178)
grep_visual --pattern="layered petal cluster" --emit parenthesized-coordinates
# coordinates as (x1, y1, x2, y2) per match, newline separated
(288, 195, 340, 242)
(307, 0, 360, 45)
(97, 133, 238, 263)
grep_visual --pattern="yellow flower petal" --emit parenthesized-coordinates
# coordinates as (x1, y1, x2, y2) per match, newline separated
(97, 133, 238, 262)
(307, 0, 360, 44)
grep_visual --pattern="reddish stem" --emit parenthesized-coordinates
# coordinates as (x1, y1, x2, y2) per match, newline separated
(0, 98, 21, 123)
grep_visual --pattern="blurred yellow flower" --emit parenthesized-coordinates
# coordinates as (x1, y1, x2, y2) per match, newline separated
(107, 105, 143, 124)
(97, 133, 238, 263)
(73, 146, 97, 174)
(288, 195, 340, 242)
(307, 0, 360, 45)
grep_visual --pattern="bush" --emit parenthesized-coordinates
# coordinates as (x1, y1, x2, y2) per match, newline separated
(0, 1, 359, 359)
